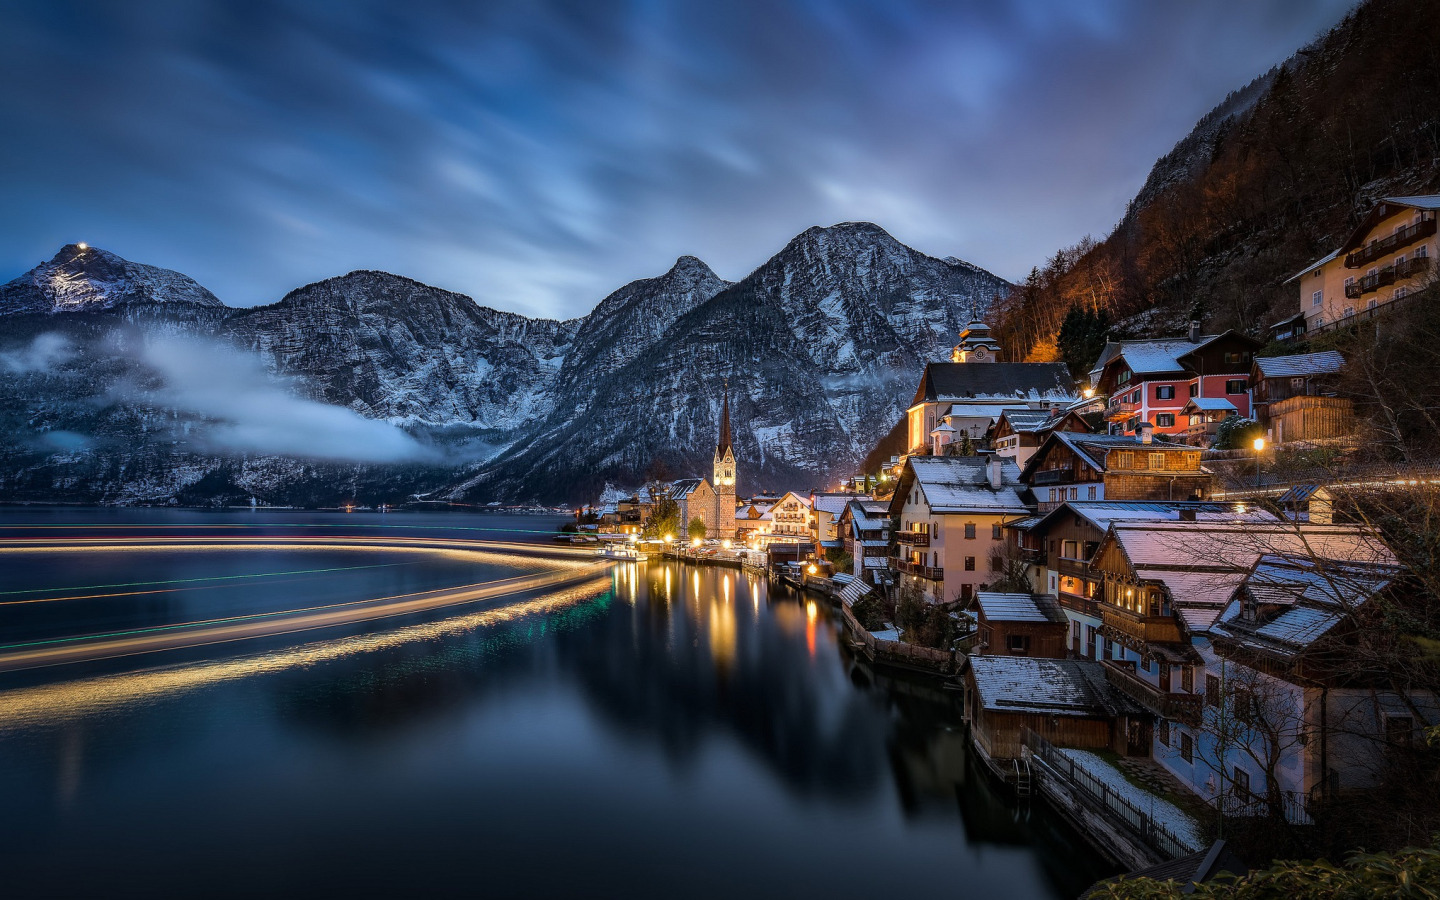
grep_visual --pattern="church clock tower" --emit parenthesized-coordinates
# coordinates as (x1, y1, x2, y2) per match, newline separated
(712, 384, 737, 539)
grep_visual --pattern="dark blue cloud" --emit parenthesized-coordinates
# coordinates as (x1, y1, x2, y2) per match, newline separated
(0, 0, 1352, 317)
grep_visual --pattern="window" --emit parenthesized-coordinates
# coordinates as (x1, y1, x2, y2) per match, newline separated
(992, 524, 1002, 540)
(1188, 382, 1199, 397)
(1182, 665, 1194, 692)
(1223, 352, 1249, 365)
(1087, 486, 1097, 500)
(1114, 451, 1134, 469)
(1234, 687, 1256, 724)
(1180, 732, 1194, 764)
(1312, 289, 1323, 307)
(1006, 634, 1031, 655)
(1148, 452, 1165, 469)
(1395, 287, 1407, 300)
(1068, 487, 1078, 501)
(964, 523, 976, 539)
(1156, 413, 1175, 428)
(1159, 720, 1171, 747)
(1290, 376, 1305, 390)
(1418, 245, 1429, 259)
(964, 557, 975, 571)
(1343, 305, 1355, 318)
(1233, 767, 1251, 802)
(1385, 715, 1415, 747)
(1156, 385, 1174, 400)
(1110, 640, 1122, 661)
(1205, 674, 1220, 706)
(1343, 275, 1355, 289)
(989, 555, 1001, 572)
(1049, 488, 1058, 502)
(1225, 379, 1247, 395)
(1062, 540, 1079, 559)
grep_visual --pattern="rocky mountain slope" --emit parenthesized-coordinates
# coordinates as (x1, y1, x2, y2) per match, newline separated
(0, 225, 1007, 506)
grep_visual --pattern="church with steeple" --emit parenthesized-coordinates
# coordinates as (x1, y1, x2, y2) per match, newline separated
(657, 383, 741, 541)
(711, 385, 737, 538)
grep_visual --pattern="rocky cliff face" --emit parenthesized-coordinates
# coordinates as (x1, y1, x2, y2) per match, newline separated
(0, 225, 1008, 506)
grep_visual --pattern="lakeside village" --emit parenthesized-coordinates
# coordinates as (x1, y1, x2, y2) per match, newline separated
(574, 195, 1440, 880)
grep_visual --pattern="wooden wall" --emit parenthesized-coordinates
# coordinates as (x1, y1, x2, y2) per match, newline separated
(1271, 395, 1354, 443)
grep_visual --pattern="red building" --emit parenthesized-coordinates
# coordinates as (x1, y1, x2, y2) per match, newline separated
(1088, 325, 1262, 441)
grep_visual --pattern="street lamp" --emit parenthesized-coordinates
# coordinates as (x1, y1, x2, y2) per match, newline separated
(1253, 436, 1266, 490)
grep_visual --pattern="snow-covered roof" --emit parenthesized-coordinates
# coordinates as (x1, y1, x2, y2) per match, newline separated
(1212, 554, 1399, 653)
(1382, 194, 1440, 210)
(1283, 249, 1341, 285)
(943, 402, 1032, 421)
(669, 478, 704, 499)
(967, 656, 1144, 717)
(1106, 523, 1396, 632)
(810, 494, 854, 516)
(1032, 501, 1277, 536)
(1183, 397, 1238, 413)
(899, 456, 1030, 516)
(1253, 351, 1345, 379)
(931, 421, 957, 434)
(1022, 432, 1196, 480)
(974, 591, 1067, 624)
(1114, 339, 1210, 375)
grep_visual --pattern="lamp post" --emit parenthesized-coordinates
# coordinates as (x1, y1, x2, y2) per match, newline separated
(1252, 436, 1266, 490)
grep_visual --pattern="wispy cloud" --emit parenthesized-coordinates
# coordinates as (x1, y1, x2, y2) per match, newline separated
(0, 333, 76, 374)
(131, 334, 433, 464)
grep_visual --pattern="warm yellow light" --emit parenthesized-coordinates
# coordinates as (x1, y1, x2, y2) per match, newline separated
(806, 600, 818, 622)
(807, 563, 818, 575)
(721, 539, 731, 549)
(1082, 387, 1094, 398)
(76, 242, 89, 251)
(1253, 437, 1266, 452)
(691, 538, 701, 548)
(628, 534, 638, 543)
(664, 534, 673, 543)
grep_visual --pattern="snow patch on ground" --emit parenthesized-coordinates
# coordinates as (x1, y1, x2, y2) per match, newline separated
(1058, 749, 1205, 851)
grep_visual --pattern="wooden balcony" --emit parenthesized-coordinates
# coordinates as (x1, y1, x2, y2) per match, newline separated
(1106, 401, 1139, 422)
(1030, 468, 1073, 486)
(1101, 659, 1202, 725)
(895, 560, 943, 581)
(1020, 546, 1048, 566)
(1345, 256, 1431, 298)
(896, 531, 930, 547)
(1057, 591, 1100, 617)
(1345, 218, 1436, 268)
(1100, 603, 1182, 644)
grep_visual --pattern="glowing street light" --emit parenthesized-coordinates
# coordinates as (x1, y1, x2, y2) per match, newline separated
(807, 563, 818, 575)
(1253, 436, 1266, 490)
(1082, 387, 1094, 399)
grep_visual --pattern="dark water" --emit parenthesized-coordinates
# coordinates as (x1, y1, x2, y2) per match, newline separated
(0, 510, 1112, 899)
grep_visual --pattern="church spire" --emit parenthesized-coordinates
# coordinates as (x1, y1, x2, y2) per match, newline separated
(717, 380, 732, 457)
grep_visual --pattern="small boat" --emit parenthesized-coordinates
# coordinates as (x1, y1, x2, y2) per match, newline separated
(596, 544, 649, 561)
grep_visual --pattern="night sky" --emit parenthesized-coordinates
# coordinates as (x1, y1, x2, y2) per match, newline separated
(0, 0, 1352, 319)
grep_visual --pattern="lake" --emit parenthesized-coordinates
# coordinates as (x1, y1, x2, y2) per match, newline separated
(0, 509, 1112, 898)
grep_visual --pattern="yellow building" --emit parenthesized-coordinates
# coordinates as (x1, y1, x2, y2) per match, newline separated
(1286, 195, 1437, 336)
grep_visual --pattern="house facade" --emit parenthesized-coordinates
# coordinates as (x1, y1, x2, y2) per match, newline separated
(839, 499, 891, 584)
(1250, 351, 1353, 444)
(991, 407, 1091, 468)
(971, 591, 1069, 658)
(888, 455, 1030, 603)
(768, 491, 813, 538)
(1089, 328, 1261, 439)
(1287, 195, 1438, 336)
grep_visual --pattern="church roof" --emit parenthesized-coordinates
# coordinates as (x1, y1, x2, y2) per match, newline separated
(910, 362, 1076, 407)
(716, 385, 733, 458)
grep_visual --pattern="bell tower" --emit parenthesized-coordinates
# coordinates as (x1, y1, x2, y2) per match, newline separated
(951, 319, 1004, 363)
(712, 383, 737, 539)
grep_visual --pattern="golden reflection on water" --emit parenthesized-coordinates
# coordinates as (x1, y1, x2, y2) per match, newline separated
(0, 578, 612, 733)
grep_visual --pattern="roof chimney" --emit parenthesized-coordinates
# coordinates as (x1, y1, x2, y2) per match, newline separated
(1139, 422, 1154, 445)
(987, 454, 1003, 489)
(1188, 320, 1201, 343)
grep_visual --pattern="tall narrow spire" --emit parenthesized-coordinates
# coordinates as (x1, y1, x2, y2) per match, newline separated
(717, 380, 732, 457)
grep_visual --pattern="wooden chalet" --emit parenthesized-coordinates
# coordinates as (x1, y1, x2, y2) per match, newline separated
(1250, 351, 1353, 444)
(963, 656, 1150, 766)
(971, 591, 1069, 658)
(990, 406, 1091, 468)
(1018, 430, 1211, 512)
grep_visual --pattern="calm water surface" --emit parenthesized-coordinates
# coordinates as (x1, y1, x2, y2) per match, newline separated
(0, 509, 1112, 898)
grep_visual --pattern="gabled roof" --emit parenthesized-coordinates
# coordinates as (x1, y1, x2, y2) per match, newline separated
(1212, 554, 1401, 655)
(966, 656, 1145, 717)
(1283, 249, 1341, 285)
(1096, 522, 1396, 633)
(1253, 350, 1345, 379)
(889, 456, 1031, 517)
(843, 499, 890, 531)
(974, 591, 1067, 625)
(1088, 330, 1262, 381)
(810, 494, 855, 516)
(910, 362, 1076, 407)
(1338, 195, 1440, 254)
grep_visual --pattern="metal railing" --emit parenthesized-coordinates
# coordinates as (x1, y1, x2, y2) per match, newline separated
(896, 531, 931, 547)
(1022, 728, 1197, 859)
(1344, 218, 1436, 267)
(894, 560, 943, 580)
(1345, 256, 1431, 298)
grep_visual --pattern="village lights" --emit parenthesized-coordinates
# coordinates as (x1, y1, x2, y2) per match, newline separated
(1253, 436, 1266, 489)
(807, 563, 818, 575)
(721, 539, 731, 549)
(1082, 387, 1094, 398)
(1253, 437, 1266, 452)
(663, 533, 674, 543)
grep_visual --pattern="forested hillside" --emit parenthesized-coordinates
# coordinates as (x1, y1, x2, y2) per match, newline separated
(993, 0, 1440, 369)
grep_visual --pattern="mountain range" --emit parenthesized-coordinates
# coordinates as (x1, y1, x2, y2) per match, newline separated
(0, 225, 1008, 505)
